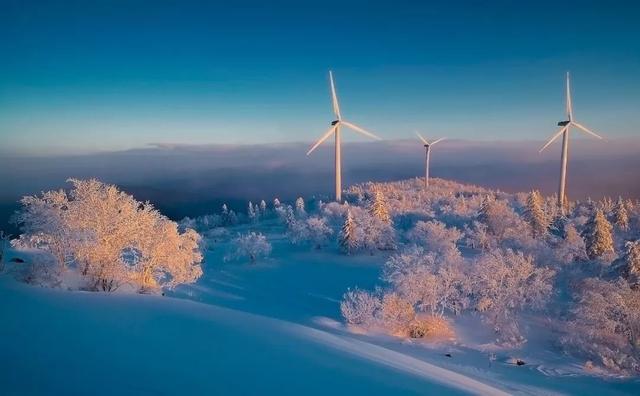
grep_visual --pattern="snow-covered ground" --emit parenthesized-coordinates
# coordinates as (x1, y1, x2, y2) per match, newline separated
(2, 219, 639, 395)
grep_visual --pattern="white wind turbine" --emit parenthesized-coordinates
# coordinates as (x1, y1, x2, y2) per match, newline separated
(306, 71, 381, 202)
(539, 72, 603, 215)
(415, 132, 445, 188)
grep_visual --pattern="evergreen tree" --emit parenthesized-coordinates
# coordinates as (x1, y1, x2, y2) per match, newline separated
(582, 209, 615, 260)
(523, 190, 548, 238)
(273, 198, 281, 208)
(477, 195, 493, 224)
(259, 200, 267, 214)
(248, 201, 256, 221)
(613, 197, 630, 232)
(620, 241, 640, 288)
(369, 190, 391, 224)
(339, 209, 359, 254)
(295, 197, 306, 217)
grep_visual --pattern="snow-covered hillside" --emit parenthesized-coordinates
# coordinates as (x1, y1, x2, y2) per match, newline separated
(2, 177, 640, 395)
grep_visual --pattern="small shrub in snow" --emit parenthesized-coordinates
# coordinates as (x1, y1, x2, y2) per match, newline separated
(380, 292, 415, 334)
(408, 316, 454, 339)
(225, 232, 272, 264)
(340, 288, 380, 327)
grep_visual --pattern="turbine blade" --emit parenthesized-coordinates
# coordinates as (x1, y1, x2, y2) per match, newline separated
(539, 125, 568, 153)
(306, 125, 337, 155)
(341, 120, 381, 140)
(415, 131, 428, 144)
(329, 71, 341, 120)
(566, 72, 573, 121)
(571, 122, 603, 139)
(430, 137, 446, 145)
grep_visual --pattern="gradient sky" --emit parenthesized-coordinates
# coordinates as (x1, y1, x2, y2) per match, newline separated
(1, 0, 639, 155)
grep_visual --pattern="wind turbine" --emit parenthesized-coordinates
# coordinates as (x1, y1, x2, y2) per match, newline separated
(306, 71, 381, 202)
(415, 132, 445, 188)
(539, 72, 603, 215)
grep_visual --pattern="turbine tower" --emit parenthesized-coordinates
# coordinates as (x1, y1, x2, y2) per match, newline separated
(306, 71, 381, 202)
(415, 132, 445, 188)
(539, 72, 603, 215)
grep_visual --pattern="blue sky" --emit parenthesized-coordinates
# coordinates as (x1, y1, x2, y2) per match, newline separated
(1, 0, 639, 154)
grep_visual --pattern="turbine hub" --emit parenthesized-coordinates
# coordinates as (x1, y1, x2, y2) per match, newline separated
(557, 120, 570, 127)
(331, 120, 339, 126)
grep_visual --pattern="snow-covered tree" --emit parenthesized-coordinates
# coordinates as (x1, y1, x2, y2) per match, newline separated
(554, 223, 587, 264)
(563, 278, 640, 373)
(221, 204, 238, 226)
(295, 197, 306, 217)
(380, 292, 415, 334)
(339, 209, 360, 254)
(613, 197, 630, 232)
(273, 198, 281, 208)
(464, 221, 494, 251)
(582, 209, 615, 260)
(275, 204, 295, 227)
(305, 216, 333, 249)
(259, 200, 267, 215)
(523, 190, 548, 238)
(225, 232, 272, 264)
(477, 196, 521, 239)
(473, 249, 555, 343)
(383, 246, 468, 317)
(369, 190, 391, 224)
(248, 201, 257, 222)
(12, 179, 203, 292)
(341, 288, 380, 327)
(406, 220, 462, 259)
(362, 216, 396, 252)
(617, 241, 640, 288)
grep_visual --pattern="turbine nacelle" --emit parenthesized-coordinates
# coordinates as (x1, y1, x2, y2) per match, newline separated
(331, 120, 339, 126)
(557, 120, 570, 127)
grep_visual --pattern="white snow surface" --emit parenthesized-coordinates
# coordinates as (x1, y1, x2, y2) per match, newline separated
(1, 220, 639, 395)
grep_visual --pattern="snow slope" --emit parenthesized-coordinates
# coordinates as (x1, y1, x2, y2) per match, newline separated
(1, 220, 639, 395)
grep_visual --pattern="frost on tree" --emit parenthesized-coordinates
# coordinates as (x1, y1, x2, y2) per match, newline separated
(563, 278, 640, 373)
(582, 209, 615, 260)
(340, 288, 380, 327)
(247, 201, 257, 222)
(339, 209, 360, 254)
(523, 190, 549, 238)
(259, 200, 267, 215)
(617, 241, 640, 288)
(369, 190, 391, 224)
(225, 232, 272, 263)
(12, 179, 203, 292)
(406, 220, 462, 260)
(473, 249, 555, 344)
(613, 197, 630, 232)
(295, 197, 306, 217)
